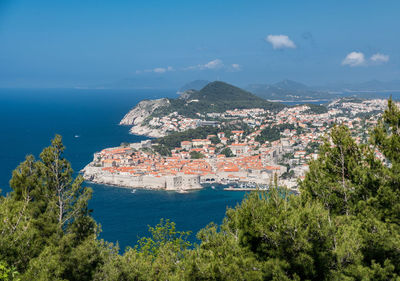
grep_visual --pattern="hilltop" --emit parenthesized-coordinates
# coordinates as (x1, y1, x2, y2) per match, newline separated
(165, 81, 285, 117)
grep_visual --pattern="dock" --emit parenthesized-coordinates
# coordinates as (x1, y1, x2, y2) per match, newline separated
(223, 187, 268, 191)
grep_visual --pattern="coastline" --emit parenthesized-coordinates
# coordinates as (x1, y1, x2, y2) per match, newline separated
(81, 164, 204, 192)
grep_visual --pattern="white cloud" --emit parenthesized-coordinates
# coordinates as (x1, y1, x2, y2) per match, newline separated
(342, 52, 366, 67)
(266, 35, 296, 49)
(201, 59, 224, 70)
(230, 63, 241, 71)
(185, 59, 224, 71)
(136, 66, 174, 74)
(370, 53, 389, 64)
(153, 67, 167, 73)
(137, 60, 240, 74)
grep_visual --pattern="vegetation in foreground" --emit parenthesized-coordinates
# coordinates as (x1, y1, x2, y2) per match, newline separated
(1, 99, 400, 280)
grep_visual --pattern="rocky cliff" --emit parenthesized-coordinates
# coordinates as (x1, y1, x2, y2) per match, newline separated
(120, 98, 170, 137)
(120, 98, 170, 126)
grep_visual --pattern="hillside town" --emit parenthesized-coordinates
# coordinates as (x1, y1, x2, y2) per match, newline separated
(83, 98, 389, 192)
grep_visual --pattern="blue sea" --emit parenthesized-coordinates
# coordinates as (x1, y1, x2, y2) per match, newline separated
(0, 88, 248, 251)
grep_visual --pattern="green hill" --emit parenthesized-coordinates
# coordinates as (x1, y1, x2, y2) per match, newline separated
(191, 81, 266, 102)
(152, 81, 284, 118)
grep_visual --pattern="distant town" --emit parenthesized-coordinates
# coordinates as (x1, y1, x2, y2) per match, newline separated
(82, 97, 388, 192)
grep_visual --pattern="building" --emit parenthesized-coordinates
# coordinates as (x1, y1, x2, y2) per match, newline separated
(229, 143, 249, 156)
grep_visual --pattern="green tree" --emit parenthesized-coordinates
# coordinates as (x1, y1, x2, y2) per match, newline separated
(370, 97, 400, 224)
(38, 135, 95, 236)
(95, 219, 191, 281)
(182, 223, 264, 280)
(0, 135, 110, 281)
(0, 261, 19, 281)
(190, 151, 204, 159)
(300, 125, 377, 216)
(220, 147, 234, 157)
(210, 136, 220, 145)
(299, 101, 400, 279)
(225, 189, 336, 280)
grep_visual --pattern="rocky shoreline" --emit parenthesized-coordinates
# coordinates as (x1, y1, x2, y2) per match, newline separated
(119, 98, 170, 137)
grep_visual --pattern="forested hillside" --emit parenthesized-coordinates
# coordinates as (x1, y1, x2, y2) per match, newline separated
(1, 100, 400, 280)
(151, 81, 285, 118)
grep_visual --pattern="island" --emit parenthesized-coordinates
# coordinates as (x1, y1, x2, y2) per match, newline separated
(82, 81, 389, 191)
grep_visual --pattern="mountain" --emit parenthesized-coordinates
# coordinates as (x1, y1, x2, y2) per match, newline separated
(321, 80, 400, 92)
(178, 80, 210, 93)
(162, 81, 285, 118)
(136, 81, 285, 120)
(273, 79, 310, 92)
(189, 81, 267, 103)
(247, 79, 333, 101)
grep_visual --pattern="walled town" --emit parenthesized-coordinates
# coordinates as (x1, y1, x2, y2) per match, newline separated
(82, 98, 388, 191)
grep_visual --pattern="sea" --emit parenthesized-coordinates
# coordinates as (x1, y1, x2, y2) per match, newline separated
(0, 88, 248, 251)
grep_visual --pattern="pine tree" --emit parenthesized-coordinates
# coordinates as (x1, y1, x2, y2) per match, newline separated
(1, 135, 109, 280)
(370, 97, 400, 224)
(299, 125, 380, 216)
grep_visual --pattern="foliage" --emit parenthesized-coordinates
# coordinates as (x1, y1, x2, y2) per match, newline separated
(280, 170, 294, 179)
(209, 136, 220, 144)
(220, 147, 234, 157)
(303, 103, 328, 114)
(298, 98, 400, 278)
(0, 135, 111, 281)
(255, 123, 296, 144)
(155, 126, 219, 150)
(154, 122, 248, 153)
(190, 151, 204, 159)
(305, 141, 320, 154)
(0, 261, 19, 281)
(255, 126, 281, 143)
(94, 220, 191, 281)
(225, 189, 336, 280)
(151, 81, 284, 118)
(152, 144, 171, 157)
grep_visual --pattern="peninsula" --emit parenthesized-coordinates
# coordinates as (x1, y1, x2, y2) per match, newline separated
(119, 81, 284, 138)
(83, 81, 389, 191)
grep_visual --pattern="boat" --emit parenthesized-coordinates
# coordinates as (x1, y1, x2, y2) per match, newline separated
(211, 186, 215, 189)
(74, 135, 80, 138)
(131, 189, 136, 193)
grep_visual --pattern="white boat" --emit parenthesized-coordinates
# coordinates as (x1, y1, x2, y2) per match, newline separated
(131, 189, 136, 193)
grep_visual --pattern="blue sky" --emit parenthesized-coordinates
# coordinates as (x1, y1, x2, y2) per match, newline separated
(0, 0, 399, 88)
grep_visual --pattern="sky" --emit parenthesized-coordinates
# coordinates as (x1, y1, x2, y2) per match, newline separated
(0, 0, 399, 89)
